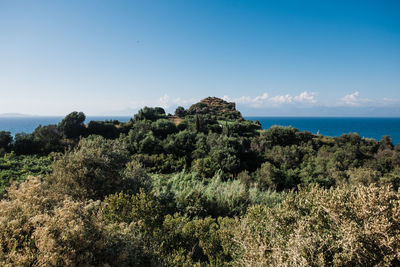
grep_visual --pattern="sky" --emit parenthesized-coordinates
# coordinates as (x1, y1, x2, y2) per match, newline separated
(0, 0, 399, 116)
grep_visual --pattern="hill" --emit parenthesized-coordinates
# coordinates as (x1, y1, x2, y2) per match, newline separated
(186, 97, 243, 121)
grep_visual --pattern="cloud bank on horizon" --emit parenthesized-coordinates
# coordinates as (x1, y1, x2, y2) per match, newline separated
(222, 92, 317, 107)
(1, 90, 398, 117)
(149, 91, 397, 109)
(112, 91, 399, 117)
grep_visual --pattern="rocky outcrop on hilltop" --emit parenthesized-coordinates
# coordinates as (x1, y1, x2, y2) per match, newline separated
(187, 97, 243, 121)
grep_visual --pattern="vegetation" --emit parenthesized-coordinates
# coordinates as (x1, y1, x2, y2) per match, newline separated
(186, 96, 243, 121)
(0, 97, 399, 266)
(0, 153, 52, 198)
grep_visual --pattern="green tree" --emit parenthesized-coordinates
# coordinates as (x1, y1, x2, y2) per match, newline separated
(32, 124, 63, 153)
(58, 111, 86, 139)
(13, 133, 40, 155)
(151, 119, 177, 138)
(47, 136, 131, 200)
(0, 131, 12, 155)
(86, 120, 119, 139)
(134, 107, 167, 122)
(174, 106, 186, 117)
(255, 161, 281, 190)
(207, 134, 241, 175)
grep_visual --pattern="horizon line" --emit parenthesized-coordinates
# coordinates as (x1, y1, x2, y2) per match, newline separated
(1, 113, 400, 119)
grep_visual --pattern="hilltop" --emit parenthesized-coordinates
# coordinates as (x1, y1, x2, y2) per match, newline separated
(186, 97, 243, 121)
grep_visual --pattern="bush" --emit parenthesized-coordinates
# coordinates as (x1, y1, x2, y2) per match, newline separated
(0, 177, 155, 266)
(47, 136, 131, 200)
(156, 214, 233, 266)
(103, 189, 163, 231)
(0, 153, 52, 198)
(152, 171, 285, 218)
(233, 184, 400, 266)
(132, 153, 186, 174)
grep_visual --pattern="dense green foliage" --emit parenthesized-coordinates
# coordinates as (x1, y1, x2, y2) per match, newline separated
(1, 97, 400, 266)
(0, 153, 52, 198)
(0, 131, 12, 155)
(187, 97, 243, 121)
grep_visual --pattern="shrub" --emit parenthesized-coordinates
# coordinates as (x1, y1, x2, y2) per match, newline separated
(0, 153, 52, 198)
(233, 184, 400, 266)
(47, 136, 130, 200)
(0, 177, 155, 266)
(103, 189, 163, 231)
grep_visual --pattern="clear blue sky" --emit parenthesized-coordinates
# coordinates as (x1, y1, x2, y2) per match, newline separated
(1, 0, 399, 116)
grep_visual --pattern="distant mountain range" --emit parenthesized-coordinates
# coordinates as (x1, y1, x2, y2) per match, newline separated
(0, 113, 31, 117)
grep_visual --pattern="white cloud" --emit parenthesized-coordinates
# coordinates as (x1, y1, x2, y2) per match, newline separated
(294, 92, 317, 103)
(382, 97, 398, 105)
(114, 92, 397, 116)
(120, 94, 197, 114)
(158, 94, 170, 109)
(253, 93, 269, 102)
(341, 91, 360, 106)
(231, 93, 269, 107)
(157, 94, 197, 109)
(224, 91, 317, 107)
(269, 94, 293, 104)
(340, 91, 371, 106)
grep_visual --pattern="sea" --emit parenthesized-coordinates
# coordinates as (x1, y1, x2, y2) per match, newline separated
(247, 117, 400, 144)
(0, 116, 399, 144)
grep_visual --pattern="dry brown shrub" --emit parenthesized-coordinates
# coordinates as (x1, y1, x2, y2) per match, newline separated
(0, 176, 153, 266)
(233, 184, 400, 266)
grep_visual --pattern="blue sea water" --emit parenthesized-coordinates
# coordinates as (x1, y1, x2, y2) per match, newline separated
(0, 116, 131, 136)
(246, 117, 400, 144)
(0, 116, 399, 144)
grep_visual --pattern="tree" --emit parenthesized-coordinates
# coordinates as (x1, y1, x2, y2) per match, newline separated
(255, 126, 299, 150)
(13, 133, 40, 155)
(164, 130, 196, 161)
(32, 124, 63, 153)
(58, 111, 86, 139)
(175, 106, 186, 117)
(379, 135, 394, 150)
(151, 119, 177, 138)
(207, 134, 241, 175)
(0, 131, 12, 155)
(134, 107, 166, 122)
(255, 162, 281, 190)
(86, 121, 119, 139)
(48, 136, 131, 200)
